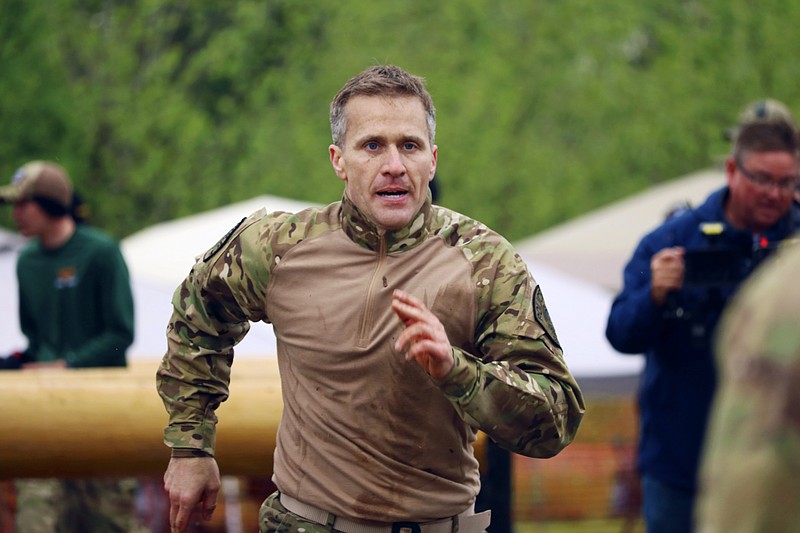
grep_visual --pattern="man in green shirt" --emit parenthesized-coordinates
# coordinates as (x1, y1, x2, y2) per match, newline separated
(0, 160, 134, 369)
(0, 161, 141, 532)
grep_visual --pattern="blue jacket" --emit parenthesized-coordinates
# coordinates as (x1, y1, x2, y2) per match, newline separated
(606, 187, 799, 491)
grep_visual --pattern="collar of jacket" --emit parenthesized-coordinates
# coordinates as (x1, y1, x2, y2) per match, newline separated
(339, 193, 433, 253)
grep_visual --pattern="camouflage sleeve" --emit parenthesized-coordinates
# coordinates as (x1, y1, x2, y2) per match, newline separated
(438, 240, 585, 459)
(696, 245, 800, 532)
(156, 209, 275, 456)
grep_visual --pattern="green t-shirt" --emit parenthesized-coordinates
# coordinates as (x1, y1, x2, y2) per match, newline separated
(17, 225, 134, 367)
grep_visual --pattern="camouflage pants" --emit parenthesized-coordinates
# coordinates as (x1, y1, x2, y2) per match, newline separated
(14, 478, 147, 533)
(259, 491, 338, 533)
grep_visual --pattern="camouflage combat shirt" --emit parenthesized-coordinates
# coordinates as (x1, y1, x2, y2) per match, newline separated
(696, 241, 800, 532)
(157, 195, 585, 522)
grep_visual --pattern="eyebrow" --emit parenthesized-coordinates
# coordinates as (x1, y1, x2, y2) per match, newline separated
(736, 157, 798, 179)
(353, 133, 428, 148)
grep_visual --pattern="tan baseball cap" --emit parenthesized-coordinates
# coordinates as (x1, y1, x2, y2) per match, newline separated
(0, 161, 73, 210)
(726, 99, 798, 140)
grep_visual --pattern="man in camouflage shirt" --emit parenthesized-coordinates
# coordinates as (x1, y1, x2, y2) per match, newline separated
(156, 64, 585, 533)
(696, 240, 800, 532)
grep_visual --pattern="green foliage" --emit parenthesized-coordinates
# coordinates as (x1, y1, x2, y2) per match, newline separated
(2, 0, 799, 241)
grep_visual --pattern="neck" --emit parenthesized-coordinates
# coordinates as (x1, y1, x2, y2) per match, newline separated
(40, 217, 76, 250)
(339, 194, 432, 253)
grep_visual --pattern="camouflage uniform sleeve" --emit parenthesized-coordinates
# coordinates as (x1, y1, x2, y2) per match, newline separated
(437, 241, 585, 459)
(156, 209, 274, 456)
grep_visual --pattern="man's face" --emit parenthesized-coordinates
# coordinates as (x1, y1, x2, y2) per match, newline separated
(329, 95, 437, 231)
(726, 150, 798, 232)
(11, 199, 49, 238)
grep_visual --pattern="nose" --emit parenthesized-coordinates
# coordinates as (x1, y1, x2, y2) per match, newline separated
(382, 146, 406, 176)
(763, 182, 785, 199)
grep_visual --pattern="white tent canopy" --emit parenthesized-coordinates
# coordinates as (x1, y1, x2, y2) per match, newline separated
(0, 229, 27, 354)
(516, 168, 725, 292)
(122, 195, 319, 288)
(121, 195, 320, 359)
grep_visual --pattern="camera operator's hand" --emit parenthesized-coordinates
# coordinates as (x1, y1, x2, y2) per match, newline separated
(651, 247, 685, 306)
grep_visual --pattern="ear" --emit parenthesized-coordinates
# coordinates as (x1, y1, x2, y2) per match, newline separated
(430, 144, 438, 178)
(329, 145, 346, 181)
(724, 156, 737, 187)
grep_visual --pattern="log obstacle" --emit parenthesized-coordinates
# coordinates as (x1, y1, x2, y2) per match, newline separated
(2, 358, 486, 479)
(1, 358, 280, 479)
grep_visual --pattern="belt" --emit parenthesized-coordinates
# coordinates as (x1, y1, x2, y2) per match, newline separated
(279, 493, 491, 533)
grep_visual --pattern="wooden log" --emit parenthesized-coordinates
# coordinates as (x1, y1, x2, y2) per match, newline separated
(1, 359, 280, 479)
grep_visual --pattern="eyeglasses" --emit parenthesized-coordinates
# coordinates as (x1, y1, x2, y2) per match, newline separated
(735, 158, 798, 192)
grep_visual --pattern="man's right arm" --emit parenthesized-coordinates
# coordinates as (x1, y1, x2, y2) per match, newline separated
(157, 211, 272, 456)
(156, 212, 273, 528)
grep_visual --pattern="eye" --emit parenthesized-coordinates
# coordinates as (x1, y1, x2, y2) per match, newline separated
(365, 141, 379, 151)
(402, 142, 417, 151)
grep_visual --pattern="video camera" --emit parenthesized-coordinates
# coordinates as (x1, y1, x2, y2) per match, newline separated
(666, 221, 795, 343)
(682, 222, 747, 289)
(682, 221, 789, 290)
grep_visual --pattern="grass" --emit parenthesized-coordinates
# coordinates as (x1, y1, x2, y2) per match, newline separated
(516, 519, 643, 533)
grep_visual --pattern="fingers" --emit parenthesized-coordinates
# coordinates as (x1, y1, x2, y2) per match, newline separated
(392, 290, 442, 352)
(167, 491, 217, 532)
(391, 289, 454, 379)
(169, 500, 178, 533)
(391, 289, 427, 325)
(170, 493, 197, 533)
(163, 456, 220, 533)
(656, 255, 685, 285)
(201, 485, 220, 521)
(651, 247, 686, 305)
(394, 321, 435, 353)
(392, 288, 420, 306)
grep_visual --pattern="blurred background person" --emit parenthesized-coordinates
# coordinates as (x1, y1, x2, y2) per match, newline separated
(0, 160, 133, 370)
(605, 117, 800, 533)
(727, 99, 800, 212)
(0, 161, 143, 532)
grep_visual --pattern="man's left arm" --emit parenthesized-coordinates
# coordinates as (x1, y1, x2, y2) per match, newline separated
(394, 245, 585, 458)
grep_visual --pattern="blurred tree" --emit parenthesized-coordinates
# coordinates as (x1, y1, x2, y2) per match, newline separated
(1, 0, 800, 241)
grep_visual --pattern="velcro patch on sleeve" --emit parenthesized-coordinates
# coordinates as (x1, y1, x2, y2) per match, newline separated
(534, 285, 561, 348)
(203, 217, 247, 262)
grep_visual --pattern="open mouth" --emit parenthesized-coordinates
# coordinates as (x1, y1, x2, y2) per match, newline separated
(377, 190, 408, 199)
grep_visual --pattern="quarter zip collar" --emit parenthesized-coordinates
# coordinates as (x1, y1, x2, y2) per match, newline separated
(339, 193, 432, 253)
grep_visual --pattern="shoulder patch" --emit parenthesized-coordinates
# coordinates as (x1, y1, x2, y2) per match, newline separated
(203, 217, 246, 262)
(534, 285, 560, 348)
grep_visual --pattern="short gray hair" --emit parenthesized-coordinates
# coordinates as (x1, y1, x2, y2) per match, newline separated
(329, 65, 436, 147)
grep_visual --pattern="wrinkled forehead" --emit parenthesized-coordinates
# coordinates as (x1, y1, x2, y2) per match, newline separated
(342, 95, 432, 142)
(739, 149, 799, 170)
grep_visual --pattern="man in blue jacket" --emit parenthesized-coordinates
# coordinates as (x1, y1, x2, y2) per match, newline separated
(606, 119, 800, 533)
